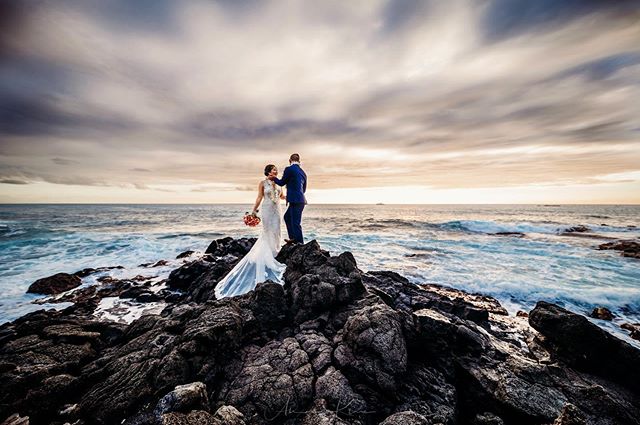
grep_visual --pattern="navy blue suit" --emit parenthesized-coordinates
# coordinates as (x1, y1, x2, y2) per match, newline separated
(273, 163, 307, 243)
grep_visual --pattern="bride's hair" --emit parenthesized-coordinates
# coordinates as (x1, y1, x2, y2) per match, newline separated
(264, 164, 276, 176)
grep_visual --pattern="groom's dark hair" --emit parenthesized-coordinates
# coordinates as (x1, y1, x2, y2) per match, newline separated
(264, 164, 276, 176)
(289, 153, 300, 162)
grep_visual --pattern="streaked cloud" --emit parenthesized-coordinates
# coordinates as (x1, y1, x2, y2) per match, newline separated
(0, 0, 639, 203)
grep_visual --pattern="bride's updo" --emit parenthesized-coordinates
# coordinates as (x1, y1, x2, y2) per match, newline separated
(264, 164, 276, 176)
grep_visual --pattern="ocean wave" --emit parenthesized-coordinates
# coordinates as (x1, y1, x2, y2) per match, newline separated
(436, 219, 635, 235)
(157, 232, 224, 240)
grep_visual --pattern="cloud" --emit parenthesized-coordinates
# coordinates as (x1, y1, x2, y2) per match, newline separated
(51, 157, 79, 165)
(0, 0, 638, 202)
(0, 178, 28, 185)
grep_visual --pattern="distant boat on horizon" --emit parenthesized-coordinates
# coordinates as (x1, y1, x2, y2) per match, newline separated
(376, 202, 385, 205)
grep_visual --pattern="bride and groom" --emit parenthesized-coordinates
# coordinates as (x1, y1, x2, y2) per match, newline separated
(215, 154, 307, 299)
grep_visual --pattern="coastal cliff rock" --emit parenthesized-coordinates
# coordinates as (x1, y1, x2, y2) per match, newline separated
(1, 238, 639, 425)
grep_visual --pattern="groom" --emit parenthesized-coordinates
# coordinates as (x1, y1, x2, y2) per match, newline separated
(269, 153, 307, 244)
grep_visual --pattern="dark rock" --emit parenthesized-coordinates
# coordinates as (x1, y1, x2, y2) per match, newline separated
(516, 310, 528, 318)
(218, 337, 314, 421)
(552, 404, 587, 425)
(315, 366, 367, 415)
(0, 310, 125, 423)
(74, 265, 124, 278)
(598, 240, 640, 259)
(300, 399, 350, 425)
(379, 411, 430, 424)
(529, 301, 640, 393)
(154, 382, 209, 416)
(333, 303, 408, 393)
(621, 322, 640, 340)
(589, 306, 614, 321)
(564, 225, 590, 233)
(205, 237, 256, 257)
(140, 260, 169, 268)
(166, 259, 212, 291)
(473, 412, 504, 425)
(27, 273, 82, 295)
(160, 410, 217, 425)
(492, 232, 525, 237)
(4, 238, 640, 425)
(175, 250, 195, 259)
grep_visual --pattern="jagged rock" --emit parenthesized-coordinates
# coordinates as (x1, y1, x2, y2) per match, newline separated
(166, 259, 212, 291)
(161, 410, 216, 425)
(598, 240, 640, 259)
(394, 363, 456, 424)
(0, 310, 125, 423)
(140, 260, 169, 268)
(218, 337, 314, 422)
(379, 411, 430, 425)
(74, 265, 124, 278)
(516, 311, 528, 318)
(529, 301, 640, 393)
(26, 273, 81, 295)
(552, 404, 586, 425)
(333, 303, 408, 393)
(76, 304, 245, 424)
(589, 306, 614, 321)
(212, 405, 245, 424)
(362, 271, 501, 321)
(294, 330, 333, 374)
(621, 322, 640, 340)
(315, 366, 368, 415)
(3, 238, 640, 425)
(176, 251, 195, 259)
(205, 237, 256, 257)
(154, 382, 209, 416)
(564, 225, 590, 233)
(473, 412, 504, 425)
(300, 399, 352, 425)
(278, 241, 367, 325)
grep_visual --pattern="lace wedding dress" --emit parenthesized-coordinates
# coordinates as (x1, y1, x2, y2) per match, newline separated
(215, 179, 286, 298)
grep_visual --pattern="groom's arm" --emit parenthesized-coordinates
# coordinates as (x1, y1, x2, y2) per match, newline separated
(272, 167, 291, 186)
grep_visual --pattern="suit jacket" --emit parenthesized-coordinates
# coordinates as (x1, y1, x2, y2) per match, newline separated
(273, 163, 307, 204)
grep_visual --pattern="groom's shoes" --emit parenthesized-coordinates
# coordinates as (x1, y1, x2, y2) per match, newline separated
(284, 239, 295, 244)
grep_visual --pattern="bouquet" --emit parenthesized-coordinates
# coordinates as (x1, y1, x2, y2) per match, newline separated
(244, 211, 261, 227)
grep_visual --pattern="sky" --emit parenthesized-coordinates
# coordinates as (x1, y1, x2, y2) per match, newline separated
(0, 0, 639, 204)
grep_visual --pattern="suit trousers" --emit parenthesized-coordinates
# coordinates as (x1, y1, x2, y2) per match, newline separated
(284, 202, 305, 243)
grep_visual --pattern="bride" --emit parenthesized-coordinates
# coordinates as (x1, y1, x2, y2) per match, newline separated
(215, 164, 286, 298)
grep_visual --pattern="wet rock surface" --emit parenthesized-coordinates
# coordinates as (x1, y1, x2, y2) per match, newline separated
(26, 272, 82, 295)
(598, 239, 640, 259)
(2, 237, 639, 425)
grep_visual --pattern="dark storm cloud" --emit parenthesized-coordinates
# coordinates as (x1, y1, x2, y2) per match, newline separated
(0, 94, 141, 137)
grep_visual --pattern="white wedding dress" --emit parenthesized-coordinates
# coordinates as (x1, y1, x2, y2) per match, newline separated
(215, 179, 286, 298)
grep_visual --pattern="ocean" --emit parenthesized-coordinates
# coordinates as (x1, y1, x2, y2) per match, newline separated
(1, 204, 639, 344)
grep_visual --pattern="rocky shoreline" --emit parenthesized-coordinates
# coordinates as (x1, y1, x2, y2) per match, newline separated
(1, 238, 639, 425)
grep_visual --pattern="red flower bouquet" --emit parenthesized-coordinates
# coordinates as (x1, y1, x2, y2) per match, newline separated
(244, 212, 261, 227)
